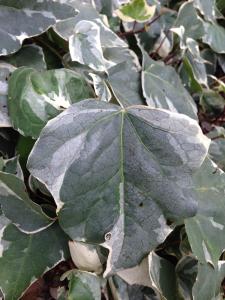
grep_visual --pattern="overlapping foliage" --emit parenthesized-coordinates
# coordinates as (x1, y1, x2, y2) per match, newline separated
(1, 0, 225, 299)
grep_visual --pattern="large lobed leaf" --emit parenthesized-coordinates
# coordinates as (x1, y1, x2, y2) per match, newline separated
(28, 99, 209, 273)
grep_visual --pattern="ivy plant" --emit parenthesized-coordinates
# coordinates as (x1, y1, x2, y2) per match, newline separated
(1, 0, 225, 299)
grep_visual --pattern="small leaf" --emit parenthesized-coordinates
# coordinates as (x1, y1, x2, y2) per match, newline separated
(65, 270, 102, 300)
(200, 89, 225, 117)
(0, 172, 53, 233)
(116, 0, 156, 23)
(28, 100, 209, 272)
(142, 51, 197, 119)
(0, 222, 69, 300)
(185, 158, 225, 265)
(8, 67, 94, 138)
(172, 2, 204, 46)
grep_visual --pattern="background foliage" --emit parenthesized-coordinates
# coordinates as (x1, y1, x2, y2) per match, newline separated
(1, 0, 225, 299)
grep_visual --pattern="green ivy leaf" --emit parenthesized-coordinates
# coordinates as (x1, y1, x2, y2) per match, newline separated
(0, 172, 53, 233)
(185, 158, 225, 265)
(172, 2, 204, 47)
(116, 0, 156, 23)
(28, 100, 209, 273)
(0, 221, 69, 300)
(65, 270, 103, 300)
(0, 0, 75, 56)
(8, 67, 94, 138)
(142, 52, 197, 119)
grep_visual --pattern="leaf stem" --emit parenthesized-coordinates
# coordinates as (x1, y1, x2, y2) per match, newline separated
(117, 15, 161, 37)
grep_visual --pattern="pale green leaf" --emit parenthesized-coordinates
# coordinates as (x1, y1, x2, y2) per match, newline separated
(116, 0, 156, 22)
(142, 51, 197, 119)
(28, 100, 209, 273)
(186, 38, 208, 86)
(8, 67, 94, 138)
